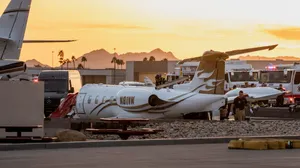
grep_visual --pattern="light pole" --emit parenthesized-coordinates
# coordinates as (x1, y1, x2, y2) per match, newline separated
(114, 48, 116, 84)
(52, 51, 54, 69)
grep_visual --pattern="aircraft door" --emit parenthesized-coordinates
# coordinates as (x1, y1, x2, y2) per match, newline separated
(76, 93, 87, 115)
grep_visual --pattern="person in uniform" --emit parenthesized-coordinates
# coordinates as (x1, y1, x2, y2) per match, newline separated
(225, 85, 237, 119)
(276, 84, 285, 107)
(232, 90, 248, 121)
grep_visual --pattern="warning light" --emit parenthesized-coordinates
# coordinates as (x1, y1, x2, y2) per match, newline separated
(33, 78, 38, 83)
(266, 66, 276, 70)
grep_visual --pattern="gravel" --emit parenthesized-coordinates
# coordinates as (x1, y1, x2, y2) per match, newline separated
(84, 120, 300, 140)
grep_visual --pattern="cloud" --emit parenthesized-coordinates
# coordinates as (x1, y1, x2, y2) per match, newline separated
(263, 27, 300, 40)
(141, 32, 209, 41)
(253, 42, 300, 51)
(74, 23, 152, 30)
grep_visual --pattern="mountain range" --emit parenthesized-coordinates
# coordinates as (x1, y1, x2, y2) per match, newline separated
(26, 48, 300, 69)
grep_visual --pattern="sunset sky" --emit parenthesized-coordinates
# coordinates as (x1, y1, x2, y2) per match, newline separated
(1, 0, 300, 66)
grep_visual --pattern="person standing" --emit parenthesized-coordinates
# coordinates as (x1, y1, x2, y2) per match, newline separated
(232, 90, 248, 121)
(225, 85, 237, 119)
(276, 84, 285, 107)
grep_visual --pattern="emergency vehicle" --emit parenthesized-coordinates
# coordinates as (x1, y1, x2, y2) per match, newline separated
(224, 60, 259, 91)
(166, 60, 259, 91)
(259, 63, 300, 105)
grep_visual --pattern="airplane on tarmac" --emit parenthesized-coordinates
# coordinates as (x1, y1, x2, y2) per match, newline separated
(72, 44, 278, 120)
(0, 0, 76, 80)
(175, 44, 288, 104)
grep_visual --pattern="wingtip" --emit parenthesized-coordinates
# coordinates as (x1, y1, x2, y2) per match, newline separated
(269, 44, 278, 50)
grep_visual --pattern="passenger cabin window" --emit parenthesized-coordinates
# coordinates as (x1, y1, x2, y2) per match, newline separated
(294, 72, 300, 84)
(110, 96, 115, 103)
(87, 96, 92, 104)
(95, 96, 99, 104)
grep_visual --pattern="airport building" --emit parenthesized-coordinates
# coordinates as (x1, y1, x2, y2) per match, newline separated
(125, 61, 178, 82)
(26, 59, 300, 84)
(26, 68, 126, 85)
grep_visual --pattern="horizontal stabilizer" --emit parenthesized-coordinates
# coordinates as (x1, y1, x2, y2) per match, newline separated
(23, 39, 77, 43)
(177, 44, 278, 64)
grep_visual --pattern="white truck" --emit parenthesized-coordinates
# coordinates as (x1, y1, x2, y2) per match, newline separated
(259, 63, 300, 105)
(166, 60, 258, 92)
(224, 60, 259, 91)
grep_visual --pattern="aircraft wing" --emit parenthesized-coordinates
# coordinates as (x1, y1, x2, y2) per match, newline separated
(23, 40, 77, 43)
(177, 44, 278, 64)
(227, 92, 283, 104)
(0, 37, 77, 43)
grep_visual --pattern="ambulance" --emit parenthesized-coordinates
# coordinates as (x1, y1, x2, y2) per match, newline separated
(259, 63, 300, 105)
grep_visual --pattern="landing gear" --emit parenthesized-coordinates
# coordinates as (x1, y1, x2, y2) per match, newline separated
(183, 111, 212, 120)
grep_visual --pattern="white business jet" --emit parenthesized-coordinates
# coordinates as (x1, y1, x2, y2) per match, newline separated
(0, 0, 76, 80)
(74, 44, 277, 119)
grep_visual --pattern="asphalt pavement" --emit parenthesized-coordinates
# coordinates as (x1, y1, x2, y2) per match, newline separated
(1, 144, 300, 168)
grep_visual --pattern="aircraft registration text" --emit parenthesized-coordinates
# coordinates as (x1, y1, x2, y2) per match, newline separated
(120, 96, 135, 105)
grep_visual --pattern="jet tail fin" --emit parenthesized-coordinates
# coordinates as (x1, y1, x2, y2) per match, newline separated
(183, 44, 278, 94)
(0, 0, 32, 60)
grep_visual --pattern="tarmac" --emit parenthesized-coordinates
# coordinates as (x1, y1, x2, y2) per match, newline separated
(1, 143, 300, 168)
(1, 135, 300, 151)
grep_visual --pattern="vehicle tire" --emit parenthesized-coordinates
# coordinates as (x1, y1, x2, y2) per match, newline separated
(183, 112, 211, 120)
(119, 134, 130, 140)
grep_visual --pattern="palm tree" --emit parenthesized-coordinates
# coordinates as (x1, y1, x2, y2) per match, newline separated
(77, 63, 84, 69)
(119, 59, 125, 69)
(162, 58, 168, 61)
(116, 59, 122, 69)
(65, 59, 71, 69)
(59, 59, 64, 69)
(149, 56, 156, 61)
(143, 57, 148, 61)
(58, 50, 64, 69)
(81, 56, 87, 68)
(111, 56, 117, 69)
(71, 56, 76, 69)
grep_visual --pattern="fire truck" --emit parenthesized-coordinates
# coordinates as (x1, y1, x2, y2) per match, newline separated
(224, 60, 260, 91)
(166, 60, 259, 92)
(259, 63, 300, 105)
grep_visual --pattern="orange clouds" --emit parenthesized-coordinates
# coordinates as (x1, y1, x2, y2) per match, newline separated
(264, 27, 300, 40)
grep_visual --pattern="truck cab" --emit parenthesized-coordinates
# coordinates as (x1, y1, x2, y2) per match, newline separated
(224, 61, 259, 91)
(38, 70, 82, 117)
(259, 63, 300, 105)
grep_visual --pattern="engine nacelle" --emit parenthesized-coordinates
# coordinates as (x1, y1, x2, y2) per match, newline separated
(116, 88, 168, 111)
(0, 60, 27, 79)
